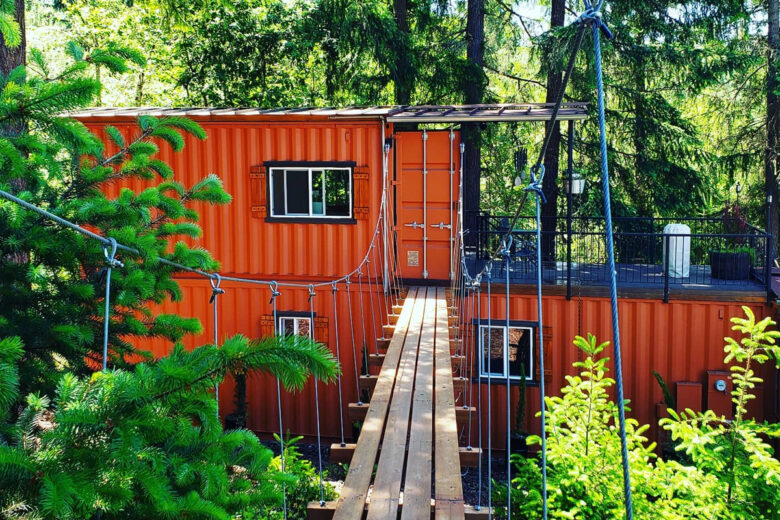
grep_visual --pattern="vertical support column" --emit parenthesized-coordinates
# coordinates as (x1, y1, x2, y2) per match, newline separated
(566, 121, 575, 300)
(422, 129, 429, 279)
(382, 121, 390, 294)
(449, 128, 455, 280)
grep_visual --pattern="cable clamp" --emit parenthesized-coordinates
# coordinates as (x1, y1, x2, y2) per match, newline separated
(102, 238, 124, 269)
(576, 4, 614, 40)
(524, 164, 547, 203)
(308, 284, 316, 302)
(268, 281, 281, 304)
(209, 273, 225, 303)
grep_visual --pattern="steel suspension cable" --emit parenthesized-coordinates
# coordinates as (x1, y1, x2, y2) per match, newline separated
(503, 241, 512, 520)
(585, 2, 634, 517)
(356, 270, 372, 363)
(269, 282, 287, 519)
(485, 267, 493, 520)
(365, 250, 381, 348)
(101, 238, 122, 371)
(308, 285, 326, 506)
(209, 274, 225, 418)
(345, 278, 362, 405)
(475, 283, 483, 512)
(331, 282, 346, 447)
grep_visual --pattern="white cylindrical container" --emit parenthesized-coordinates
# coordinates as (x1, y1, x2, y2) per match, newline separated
(662, 223, 691, 278)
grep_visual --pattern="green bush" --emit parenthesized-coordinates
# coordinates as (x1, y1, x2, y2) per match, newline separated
(498, 308, 780, 519)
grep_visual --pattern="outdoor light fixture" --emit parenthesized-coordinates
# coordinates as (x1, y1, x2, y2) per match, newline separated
(566, 171, 585, 195)
(514, 147, 528, 183)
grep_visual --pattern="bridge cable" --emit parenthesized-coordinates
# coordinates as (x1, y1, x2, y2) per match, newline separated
(308, 285, 326, 506)
(269, 282, 288, 519)
(209, 274, 225, 418)
(332, 282, 347, 447)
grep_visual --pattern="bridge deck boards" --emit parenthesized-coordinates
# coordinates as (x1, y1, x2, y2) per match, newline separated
(320, 286, 466, 520)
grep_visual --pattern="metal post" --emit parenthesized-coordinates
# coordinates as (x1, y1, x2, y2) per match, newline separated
(449, 128, 456, 280)
(382, 120, 390, 294)
(663, 235, 670, 303)
(566, 121, 574, 300)
(422, 129, 429, 279)
(767, 193, 774, 305)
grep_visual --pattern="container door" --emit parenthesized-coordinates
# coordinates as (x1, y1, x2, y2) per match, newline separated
(394, 129, 460, 281)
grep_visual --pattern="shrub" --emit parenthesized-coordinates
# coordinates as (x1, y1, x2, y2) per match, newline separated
(496, 334, 722, 519)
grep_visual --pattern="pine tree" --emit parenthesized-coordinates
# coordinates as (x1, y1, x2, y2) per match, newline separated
(0, 43, 238, 397)
(0, 334, 338, 519)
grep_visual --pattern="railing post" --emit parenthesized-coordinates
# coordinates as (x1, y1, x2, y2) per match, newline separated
(566, 120, 574, 300)
(663, 234, 670, 303)
(765, 231, 773, 305)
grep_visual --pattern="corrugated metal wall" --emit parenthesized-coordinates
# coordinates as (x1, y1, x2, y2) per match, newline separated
(457, 292, 775, 450)
(142, 276, 384, 439)
(86, 120, 386, 278)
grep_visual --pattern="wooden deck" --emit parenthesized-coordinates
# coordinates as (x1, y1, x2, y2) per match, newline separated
(308, 287, 486, 519)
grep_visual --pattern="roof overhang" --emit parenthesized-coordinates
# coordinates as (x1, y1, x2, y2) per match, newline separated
(69, 103, 588, 123)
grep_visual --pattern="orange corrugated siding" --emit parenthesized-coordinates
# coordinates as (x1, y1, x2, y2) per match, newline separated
(85, 120, 387, 278)
(81, 114, 778, 449)
(458, 293, 775, 450)
(138, 277, 383, 439)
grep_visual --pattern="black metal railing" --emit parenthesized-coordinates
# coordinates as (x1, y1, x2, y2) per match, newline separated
(465, 212, 772, 302)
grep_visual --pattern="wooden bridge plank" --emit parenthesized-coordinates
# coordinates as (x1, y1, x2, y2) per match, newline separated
(434, 287, 465, 518)
(400, 288, 436, 520)
(331, 287, 418, 520)
(366, 288, 428, 520)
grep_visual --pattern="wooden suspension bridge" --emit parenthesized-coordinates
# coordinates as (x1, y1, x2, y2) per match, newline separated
(307, 286, 488, 519)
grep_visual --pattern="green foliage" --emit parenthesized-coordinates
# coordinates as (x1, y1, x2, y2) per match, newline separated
(499, 333, 722, 519)
(0, 334, 339, 519)
(662, 307, 780, 519)
(265, 435, 337, 520)
(502, 309, 780, 519)
(0, 44, 234, 398)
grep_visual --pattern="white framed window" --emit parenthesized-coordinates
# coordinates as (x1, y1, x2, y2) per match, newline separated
(279, 316, 312, 338)
(269, 167, 352, 218)
(478, 324, 534, 381)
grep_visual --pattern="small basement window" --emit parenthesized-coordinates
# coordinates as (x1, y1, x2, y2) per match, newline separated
(279, 316, 312, 338)
(270, 167, 352, 218)
(478, 324, 534, 381)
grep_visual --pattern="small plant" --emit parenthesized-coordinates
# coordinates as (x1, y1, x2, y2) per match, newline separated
(266, 435, 337, 520)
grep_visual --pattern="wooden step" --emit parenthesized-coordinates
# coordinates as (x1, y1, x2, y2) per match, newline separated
(348, 402, 369, 422)
(359, 374, 378, 391)
(449, 338, 462, 352)
(459, 446, 482, 467)
(388, 313, 399, 325)
(455, 406, 477, 424)
(452, 376, 468, 394)
(367, 353, 385, 367)
(308, 501, 490, 520)
(448, 316, 458, 326)
(449, 326, 459, 338)
(392, 304, 404, 314)
(376, 337, 391, 350)
(328, 443, 483, 467)
(448, 306, 458, 313)
(382, 324, 395, 337)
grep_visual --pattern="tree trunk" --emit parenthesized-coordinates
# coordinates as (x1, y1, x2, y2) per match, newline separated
(767, 0, 779, 264)
(393, 0, 412, 105)
(0, 0, 24, 79)
(540, 0, 565, 260)
(463, 0, 485, 244)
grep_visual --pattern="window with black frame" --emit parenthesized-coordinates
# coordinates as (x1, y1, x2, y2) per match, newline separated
(478, 323, 534, 381)
(269, 166, 351, 218)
